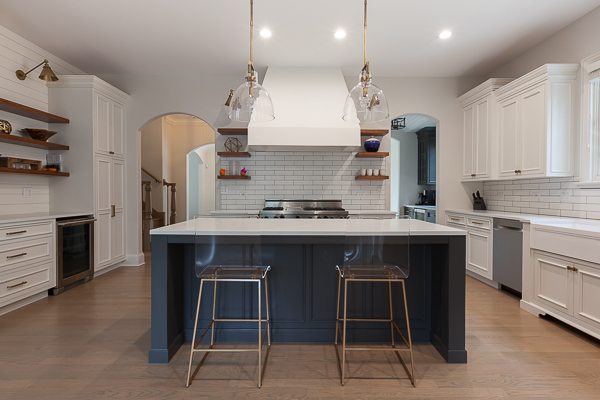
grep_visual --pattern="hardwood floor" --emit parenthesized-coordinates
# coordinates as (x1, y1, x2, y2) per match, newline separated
(1, 256, 599, 399)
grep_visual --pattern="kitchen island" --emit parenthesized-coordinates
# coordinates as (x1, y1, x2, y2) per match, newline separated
(149, 219, 467, 364)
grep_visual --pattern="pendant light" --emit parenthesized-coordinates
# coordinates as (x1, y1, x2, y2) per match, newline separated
(342, 0, 389, 123)
(228, 0, 275, 123)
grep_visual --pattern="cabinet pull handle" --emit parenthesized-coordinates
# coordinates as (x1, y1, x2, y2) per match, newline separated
(7, 252, 27, 259)
(451, 218, 460, 221)
(111, 205, 116, 218)
(572, 266, 578, 272)
(472, 221, 483, 225)
(6, 230, 27, 236)
(7, 281, 27, 289)
(567, 266, 574, 271)
(109, 151, 115, 155)
(471, 174, 476, 177)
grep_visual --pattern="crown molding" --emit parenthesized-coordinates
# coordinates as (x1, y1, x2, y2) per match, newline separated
(47, 75, 130, 104)
(495, 64, 580, 100)
(458, 78, 514, 106)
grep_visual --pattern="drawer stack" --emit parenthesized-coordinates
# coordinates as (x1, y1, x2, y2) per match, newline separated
(0, 220, 55, 309)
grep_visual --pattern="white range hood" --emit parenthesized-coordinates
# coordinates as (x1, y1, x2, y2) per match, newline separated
(248, 67, 360, 151)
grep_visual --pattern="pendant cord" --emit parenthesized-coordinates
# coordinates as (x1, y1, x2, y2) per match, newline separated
(364, 0, 367, 67)
(250, 0, 254, 67)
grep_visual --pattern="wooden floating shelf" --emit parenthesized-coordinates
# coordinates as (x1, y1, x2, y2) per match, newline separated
(355, 152, 389, 157)
(218, 128, 248, 135)
(360, 129, 389, 136)
(217, 152, 251, 157)
(0, 132, 69, 150)
(355, 175, 389, 180)
(0, 167, 70, 177)
(0, 97, 69, 124)
(217, 175, 251, 180)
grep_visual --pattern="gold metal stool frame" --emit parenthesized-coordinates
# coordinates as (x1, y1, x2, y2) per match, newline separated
(334, 268, 415, 386)
(186, 267, 271, 388)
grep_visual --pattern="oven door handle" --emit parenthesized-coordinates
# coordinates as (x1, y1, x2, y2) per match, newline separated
(57, 218, 96, 227)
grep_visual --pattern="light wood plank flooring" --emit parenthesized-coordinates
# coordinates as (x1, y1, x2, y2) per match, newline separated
(1, 256, 599, 399)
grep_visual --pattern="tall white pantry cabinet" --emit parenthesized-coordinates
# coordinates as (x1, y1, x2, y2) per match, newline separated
(48, 76, 129, 272)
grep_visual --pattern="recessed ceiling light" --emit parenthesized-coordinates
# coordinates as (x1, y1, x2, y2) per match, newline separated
(334, 30, 347, 39)
(259, 29, 272, 38)
(438, 30, 452, 39)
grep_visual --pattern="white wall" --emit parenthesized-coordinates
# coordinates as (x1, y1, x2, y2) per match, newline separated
(0, 25, 84, 215)
(189, 144, 215, 216)
(140, 118, 163, 212)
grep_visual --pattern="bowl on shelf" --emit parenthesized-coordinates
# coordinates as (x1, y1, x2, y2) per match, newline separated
(22, 129, 58, 142)
(364, 136, 381, 152)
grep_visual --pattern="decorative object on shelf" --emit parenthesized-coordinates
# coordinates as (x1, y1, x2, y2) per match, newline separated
(241, 167, 247, 176)
(15, 59, 58, 82)
(366, 169, 373, 176)
(219, 169, 226, 176)
(228, 0, 274, 123)
(224, 137, 242, 152)
(0, 157, 42, 170)
(472, 191, 486, 210)
(342, 0, 389, 123)
(0, 119, 12, 134)
(391, 117, 406, 130)
(22, 128, 57, 142)
(364, 136, 380, 152)
(373, 169, 380, 176)
(46, 154, 62, 172)
(360, 168, 366, 176)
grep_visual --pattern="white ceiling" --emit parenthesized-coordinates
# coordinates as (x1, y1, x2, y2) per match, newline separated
(1, 0, 599, 78)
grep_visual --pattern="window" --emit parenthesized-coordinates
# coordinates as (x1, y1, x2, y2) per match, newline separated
(580, 52, 600, 185)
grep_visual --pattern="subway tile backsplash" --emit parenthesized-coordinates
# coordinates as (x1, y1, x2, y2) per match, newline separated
(482, 177, 600, 220)
(219, 151, 386, 210)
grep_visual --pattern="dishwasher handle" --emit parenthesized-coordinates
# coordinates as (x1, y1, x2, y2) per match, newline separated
(496, 225, 523, 232)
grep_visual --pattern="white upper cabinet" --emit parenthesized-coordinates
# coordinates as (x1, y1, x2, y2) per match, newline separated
(459, 79, 513, 181)
(495, 64, 579, 180)
(94, 91, 126, 158)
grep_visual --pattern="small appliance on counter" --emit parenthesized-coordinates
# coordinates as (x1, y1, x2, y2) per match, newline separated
(417, 190, 435, 206)
(472, 191, 486, 210)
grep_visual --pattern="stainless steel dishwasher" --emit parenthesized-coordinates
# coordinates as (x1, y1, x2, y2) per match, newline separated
(492, 218, 523, 293)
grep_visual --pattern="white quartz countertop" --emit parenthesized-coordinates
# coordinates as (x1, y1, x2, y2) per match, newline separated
(0, 212, 94, 224)
(404, 205, 436, 209)
(151, 218, 465, 237)
(210, 210, 398, 215)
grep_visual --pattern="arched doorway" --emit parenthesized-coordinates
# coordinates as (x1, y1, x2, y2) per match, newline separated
(389, 114, 439, 222)
(139, 113, 215, 251)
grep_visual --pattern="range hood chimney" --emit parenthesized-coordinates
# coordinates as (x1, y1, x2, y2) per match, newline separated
(248, 67, 361, 151)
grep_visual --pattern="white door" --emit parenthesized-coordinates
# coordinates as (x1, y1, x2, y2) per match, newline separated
(532, 251, 574, 316)
(574, 262, 600, 331)
(498, 97, 519, 178)
(94, 92, 112, 156)
(466, 228, 492, 280)
(96, 157, 112, 269)
(111, 159, 125, 262)
(111, 102, 125, 158)
(520, 84, 546, 176)
(462, 105, 475, 179)
(475, 98, 491, 179)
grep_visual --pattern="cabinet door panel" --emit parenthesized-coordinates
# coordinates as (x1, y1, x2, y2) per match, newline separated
(520, 84, 546, 176)
(533, 252, 573, 316)
(462, 106, 474, 179)
(96, 158, 112, 268)
(112, 160, 124, 209)
(475, 99, 490, 178)
(574, 263, 600, 330)
(111, 210, 125, 262)
(467, 229, 492, 280)
(95, 93, 111, 155)
(112, 102, 125, 157)
(499, 99, 518, 177)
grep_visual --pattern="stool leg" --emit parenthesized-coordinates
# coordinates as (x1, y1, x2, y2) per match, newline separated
(258, 279, 262, 388)
(186, 279, 205, 387)
(389, 280, 395, 347)
(211, 280, 217, 346)
(265, 274, 271, 346)
(335, 273, 341, 345)
(402, 280, 416, 386)
(341, 278, 348, 386)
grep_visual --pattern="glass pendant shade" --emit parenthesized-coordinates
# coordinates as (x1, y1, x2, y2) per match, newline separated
(342, 77, 389, 123)
(229, 73, 274, 123)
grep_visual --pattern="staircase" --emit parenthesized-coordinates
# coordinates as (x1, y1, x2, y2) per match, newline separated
(141, 170, 177, 252)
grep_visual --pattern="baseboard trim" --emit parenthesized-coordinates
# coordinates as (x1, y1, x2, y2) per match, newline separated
(94, 263, 122, 277)
(430, 332, 467, 364)
(466, 270, 500, 289)
(0, 291, 47, 316)
(149, 333, 183, 364)
(520, 300, 546, 317)
(123, 252, 145, 267)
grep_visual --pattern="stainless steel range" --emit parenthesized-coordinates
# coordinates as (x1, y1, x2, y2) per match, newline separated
(259, 200, 349, 219)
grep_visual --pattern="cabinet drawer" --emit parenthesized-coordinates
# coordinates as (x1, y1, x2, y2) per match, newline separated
(446, 214, 466, 226)
(0, 236, 53, 273)
(0, 263, 51, 306)
(0, 220, 53, 243)
(467, 217, 492, 230)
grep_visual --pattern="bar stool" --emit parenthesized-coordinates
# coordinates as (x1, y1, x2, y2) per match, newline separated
(334, 218, 415, 386)
(186, 216, 270, 388)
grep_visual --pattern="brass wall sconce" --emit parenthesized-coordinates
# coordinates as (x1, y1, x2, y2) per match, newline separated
(16, 59, 59, 82)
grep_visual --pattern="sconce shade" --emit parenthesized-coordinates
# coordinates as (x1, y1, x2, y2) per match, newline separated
(39, 62, 58, 82)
